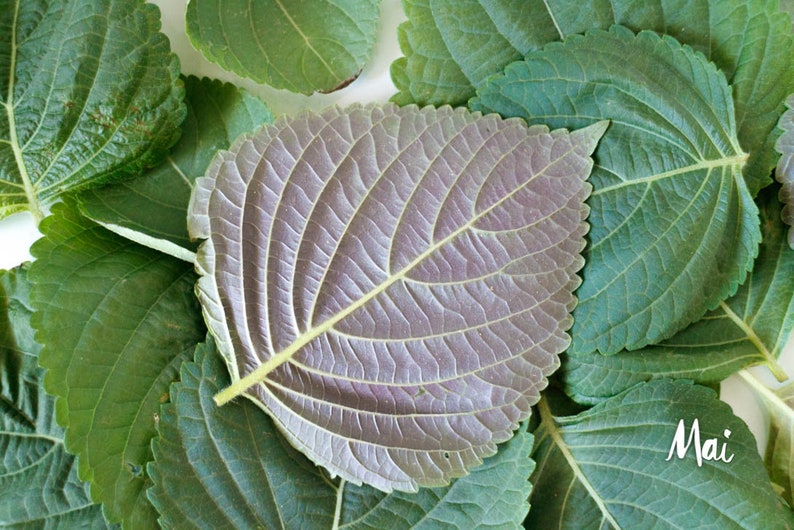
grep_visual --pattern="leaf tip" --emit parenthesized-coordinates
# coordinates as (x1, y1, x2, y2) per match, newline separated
(571, 120, 610, 156)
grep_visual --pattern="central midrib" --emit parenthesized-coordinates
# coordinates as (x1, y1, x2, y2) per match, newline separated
(4, 1, 44, 222)
(213, 139, 576, 405)
(591, 153, 748, 197)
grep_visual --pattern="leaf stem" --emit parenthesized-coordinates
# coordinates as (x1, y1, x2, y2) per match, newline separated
(5, 0, 44, 224)
(719, 301, 789, 382)
(332, 478, 346, 530)
(737, 369, 792, 420)
(538, 397, 621, 528)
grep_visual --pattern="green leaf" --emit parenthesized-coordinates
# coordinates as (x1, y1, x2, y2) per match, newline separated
(186, 0, 381, 94)
(775, 94, 794, 248)
(528, 380, 793, 529)
(339, 422, 534, 529)
(0, 0, 185, 223)
(393, 0, 794, 193)
(148, 337, 536, 529)
(29, 202, 205, 527)
(77, 76, 272, 257)
(564, 187, 794, 402)
(148, 338, 338, 529)
(189, 103, 604, 491)
(472, 27, 760, 354)
(1, 265, 109, 528)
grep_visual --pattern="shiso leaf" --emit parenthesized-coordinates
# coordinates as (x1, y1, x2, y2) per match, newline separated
(188, 102, 604, 491)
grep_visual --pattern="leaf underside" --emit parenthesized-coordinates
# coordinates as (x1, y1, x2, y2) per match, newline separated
(564, 187, 794, 402)
(0, 266, 108, 528)
(186, 0, 380, 94)
(78, 76, 272, 253)
(0, 0, 185, 220)
(29, 202, 205, 527)
(188, 103, 604, 491)
(775, 94, 794, 248)
(392, 0, 794, 192)
(529, 381, 794, 529)
(472, 27, 761, 354)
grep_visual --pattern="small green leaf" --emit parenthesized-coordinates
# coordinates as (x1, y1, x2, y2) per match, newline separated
(186, 0, 381, 94)
(29, 202, 205, 527)
(564, 187, 794, 402)
(775, 94, 794, 248)
(78, 76, 272, 255)
(0, 265, 109, 528)
(0, 0, 185, 222)
(473, 27, 760, 354)
(529, 380, 793, 529)
(393, 0, 794, 192)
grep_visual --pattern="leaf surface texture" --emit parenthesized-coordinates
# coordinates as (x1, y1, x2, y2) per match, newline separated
(189, 103, 603, 491)
(0, 0, 185, 220)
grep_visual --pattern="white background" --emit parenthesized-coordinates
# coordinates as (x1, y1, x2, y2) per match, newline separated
(1, 0, 790, 453)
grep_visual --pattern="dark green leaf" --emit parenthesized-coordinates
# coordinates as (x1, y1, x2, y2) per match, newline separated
(473, 27, 760, 354)
(1, 265, 109, 528)
(29, 202, 205, 527)
(393, 0, 794, 193)
(340, 422, 534, 529)
(775, 94, 794, 248)
(528, 380, 793, 529)
(564, 187, 794, 402)
(186, 0, 381, 94)
(148, 338, 338, 529)
(0, 0, 185, 222)
(78, 76, 272, 256)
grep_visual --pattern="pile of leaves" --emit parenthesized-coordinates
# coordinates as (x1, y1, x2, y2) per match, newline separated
(3, 0, 794, 528)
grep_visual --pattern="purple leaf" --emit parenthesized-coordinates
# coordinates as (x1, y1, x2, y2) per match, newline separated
(188, 103, 604, 491)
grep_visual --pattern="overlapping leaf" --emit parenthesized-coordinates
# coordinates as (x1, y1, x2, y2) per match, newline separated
(473, 27, 760, 354)
(0, 0, 185, 222)
(0, 266, 108, 528)
(564, 187, 794, 402)
(775, 94, 794, 248)
(186, 0, 380, 94)
(339, 422, 533, 529)
(528, 381, 794, 529)
(393, 0, 794, 192)
(78, 76, 272, 257)
(148, 338, 535, 529)
(148, 338, 338, 529)
(29, 202, 205, 527)
(188, 103, 604, 491)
